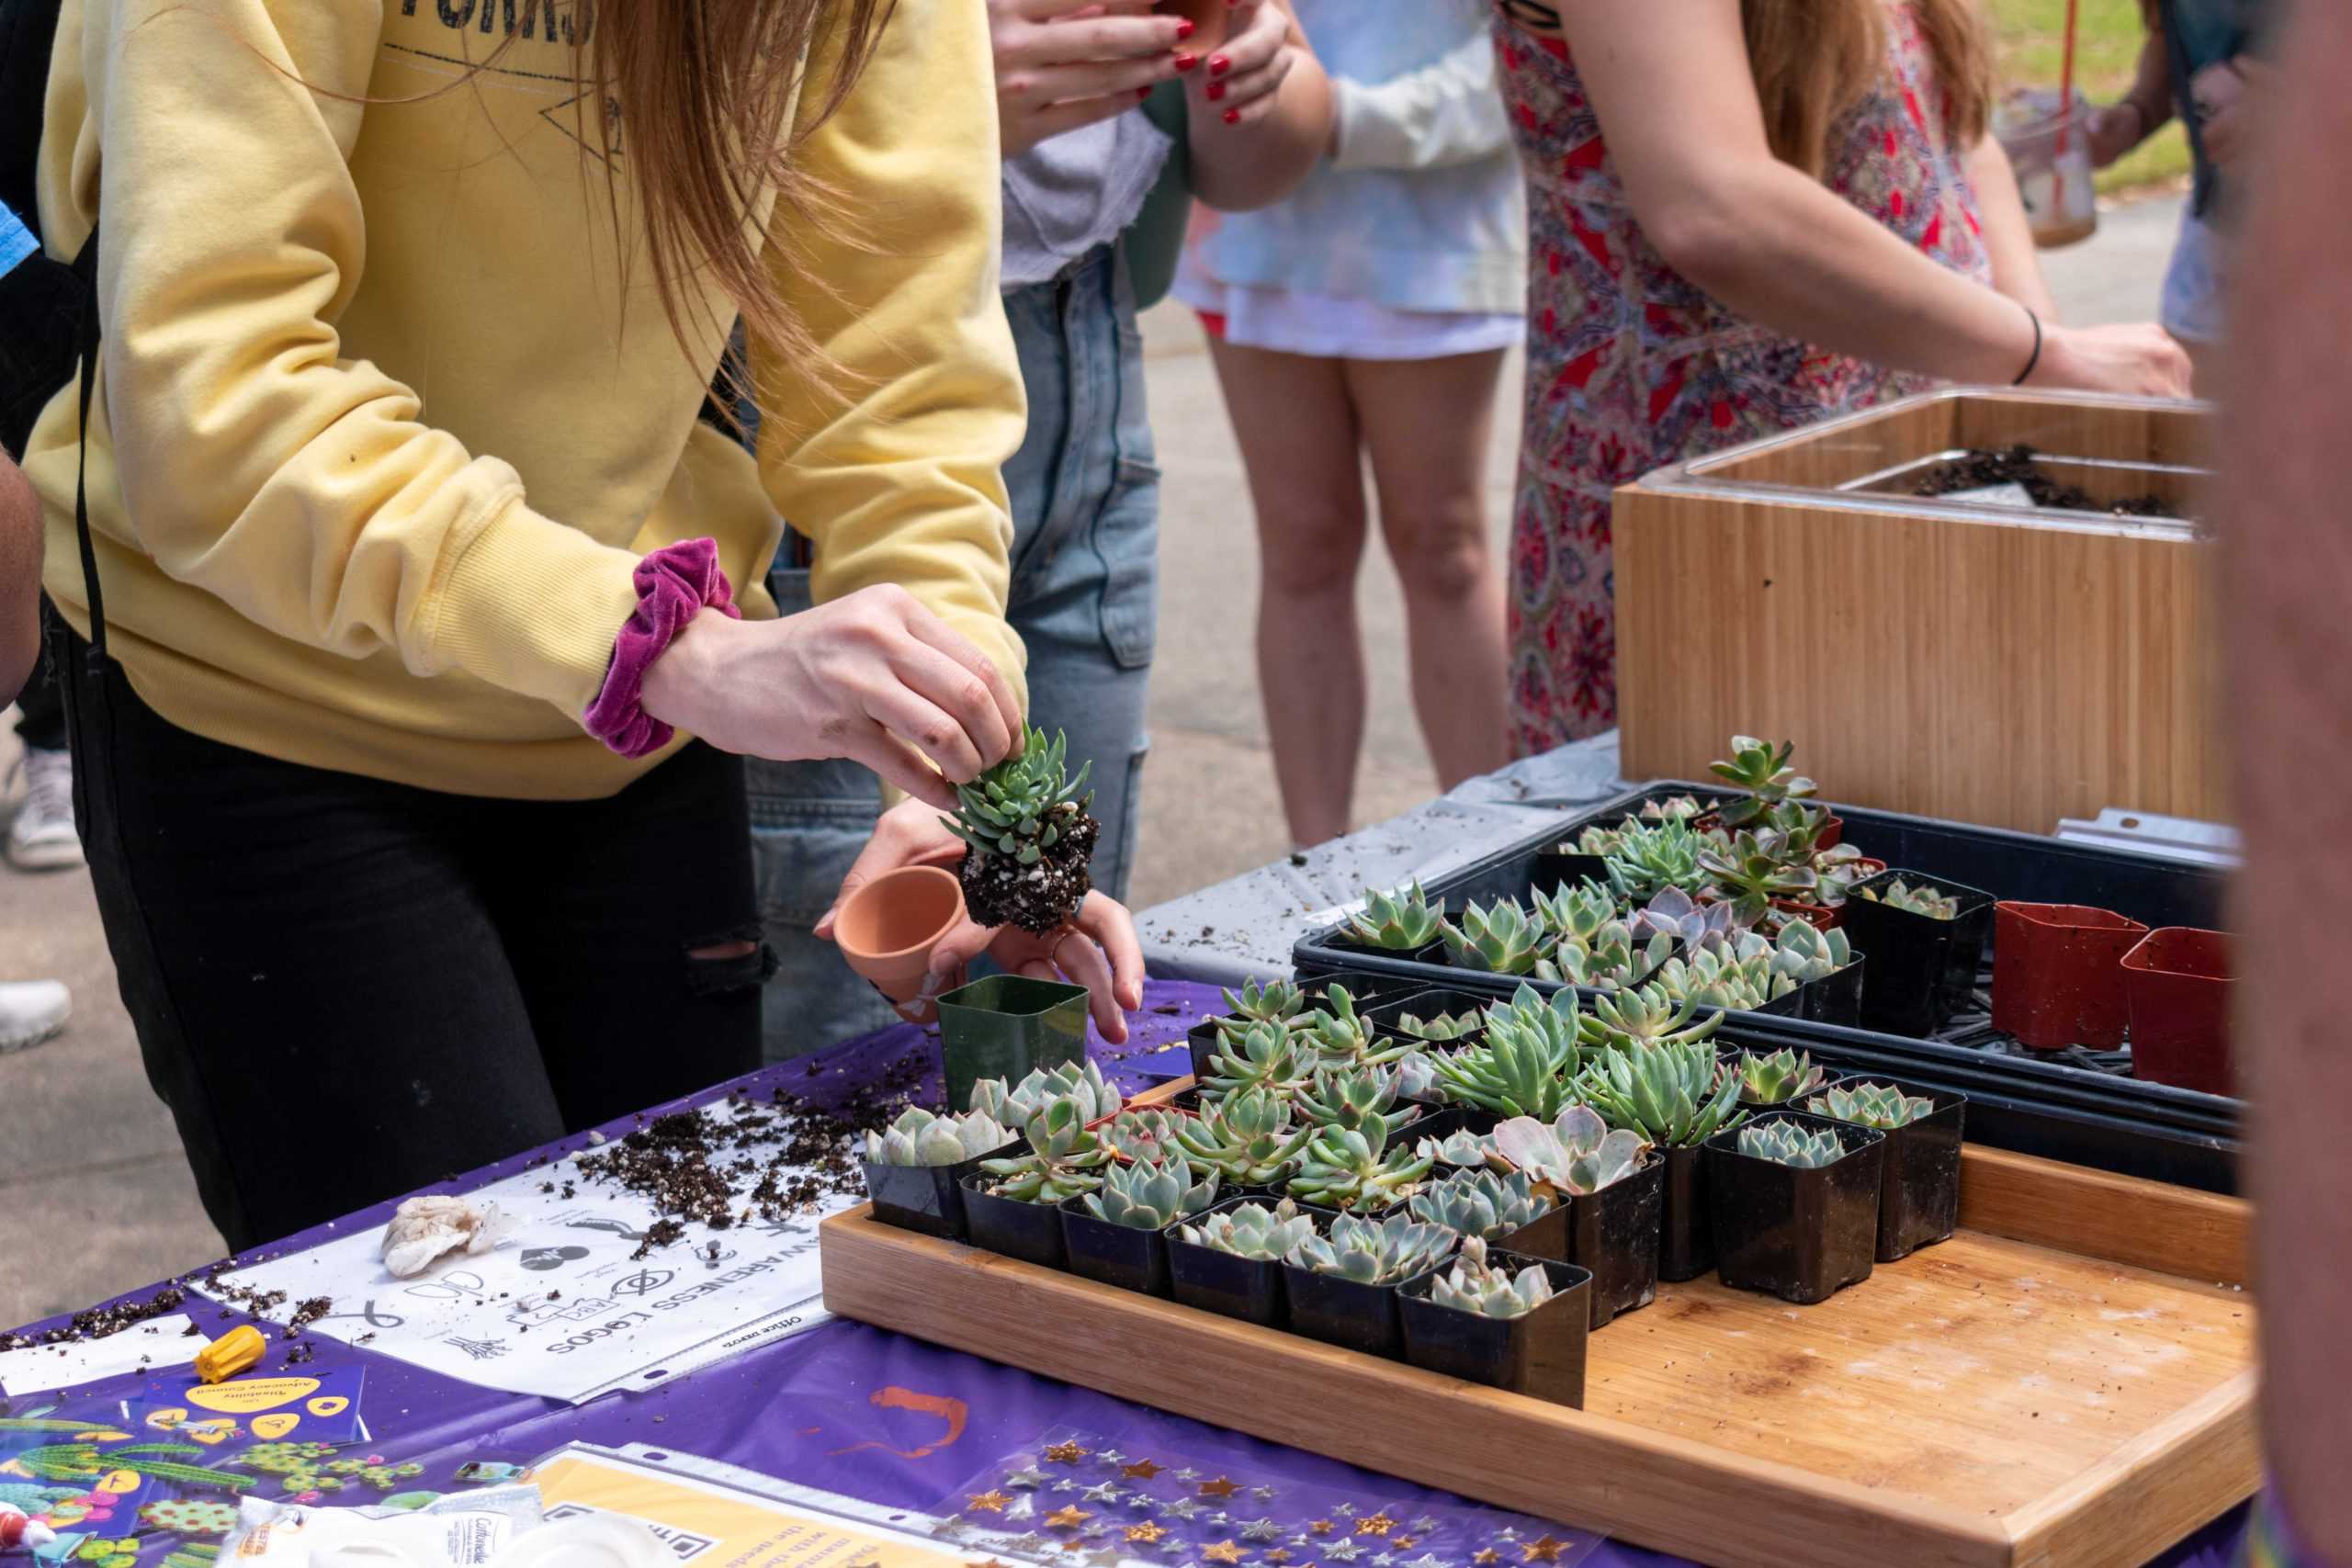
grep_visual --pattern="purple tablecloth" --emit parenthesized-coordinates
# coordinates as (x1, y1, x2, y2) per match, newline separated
(9, 980, 2247, 1567)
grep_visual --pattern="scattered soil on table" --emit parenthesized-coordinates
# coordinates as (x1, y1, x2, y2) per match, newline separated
(1912, 444, 2175, 518)
(0, 1286, 189, 1350)
(961, 803, 1098, 933)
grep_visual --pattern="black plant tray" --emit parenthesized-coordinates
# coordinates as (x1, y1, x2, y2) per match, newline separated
(1293, 784, 2241, 1194)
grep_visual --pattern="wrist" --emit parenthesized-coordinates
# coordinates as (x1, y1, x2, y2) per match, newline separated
(639, 606, 731, 730)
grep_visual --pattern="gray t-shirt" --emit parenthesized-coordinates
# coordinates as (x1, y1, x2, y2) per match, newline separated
(1000, 111, 1174, 289)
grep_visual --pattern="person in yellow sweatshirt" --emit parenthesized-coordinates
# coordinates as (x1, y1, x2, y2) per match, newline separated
(22, 0, 1155, 1250)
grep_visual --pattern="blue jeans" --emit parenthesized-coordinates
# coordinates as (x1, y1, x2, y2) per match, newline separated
(749, 244, 1160, 1062)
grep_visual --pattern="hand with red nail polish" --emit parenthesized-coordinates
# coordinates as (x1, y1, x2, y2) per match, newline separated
(1206, 81, 1226, 101)
(1209, 53, 1230, 76)
(1174, 51, 1200, 71)
(1186, 0, 1301, 130)
(987, 0, 1197, 155)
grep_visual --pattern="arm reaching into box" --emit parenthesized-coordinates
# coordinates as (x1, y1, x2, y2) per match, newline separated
(0, 454, 40, 706)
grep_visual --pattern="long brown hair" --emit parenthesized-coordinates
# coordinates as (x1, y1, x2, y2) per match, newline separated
(1743, 0, 1994, 176)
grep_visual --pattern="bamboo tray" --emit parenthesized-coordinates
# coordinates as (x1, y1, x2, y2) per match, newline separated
(821, 1118, 2256, 1568)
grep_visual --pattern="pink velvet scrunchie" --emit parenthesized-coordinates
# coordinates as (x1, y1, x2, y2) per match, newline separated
(582, 537, 741, 759)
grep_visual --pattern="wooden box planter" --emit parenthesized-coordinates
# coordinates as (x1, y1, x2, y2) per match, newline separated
(1615, 389, 2219, 835)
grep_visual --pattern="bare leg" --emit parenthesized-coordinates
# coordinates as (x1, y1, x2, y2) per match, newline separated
(1204, 336, 1368, 848)
(1345, 349, 1512, 790)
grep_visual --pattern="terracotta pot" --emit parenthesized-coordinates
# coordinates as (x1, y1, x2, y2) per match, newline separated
(2121, 928, 2234, 1096)
(833, 865, 965, 1003)
(1157, 0, 1227, 51)
(1990, 902, 2148, 1051)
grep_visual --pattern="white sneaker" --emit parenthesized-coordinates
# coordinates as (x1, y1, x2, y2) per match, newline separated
(6, 746, 84, 871)
(0, 979, 70, 1054)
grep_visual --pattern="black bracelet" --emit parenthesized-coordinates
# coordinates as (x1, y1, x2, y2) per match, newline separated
(2012, 305, 2043, 387)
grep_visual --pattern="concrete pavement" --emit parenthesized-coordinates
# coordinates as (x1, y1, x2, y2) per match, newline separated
(0, 192, 2186, 1328)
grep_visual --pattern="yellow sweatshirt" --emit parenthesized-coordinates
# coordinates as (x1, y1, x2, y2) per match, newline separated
(25, 0, 1026, 800)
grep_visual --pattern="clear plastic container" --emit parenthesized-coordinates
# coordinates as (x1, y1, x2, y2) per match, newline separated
(1996, 87, 2100, 249)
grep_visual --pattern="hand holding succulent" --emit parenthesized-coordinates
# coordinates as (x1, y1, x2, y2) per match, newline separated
(944, 727, 1099, 933)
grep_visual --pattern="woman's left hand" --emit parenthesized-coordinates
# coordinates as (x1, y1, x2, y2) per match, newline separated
(1198, 0, 1299, 127)
(817, 799, 1147, 1041)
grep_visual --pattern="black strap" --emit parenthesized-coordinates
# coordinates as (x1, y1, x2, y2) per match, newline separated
(69, 228, 104, 667)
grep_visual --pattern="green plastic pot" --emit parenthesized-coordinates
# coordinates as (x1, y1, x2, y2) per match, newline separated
(937, 975, 1090, 1111)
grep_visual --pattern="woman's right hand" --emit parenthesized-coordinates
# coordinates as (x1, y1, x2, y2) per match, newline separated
(2030, 322, 2196, 400)
(640, 585, 1023, 810)
(991, 0, 1197, 157)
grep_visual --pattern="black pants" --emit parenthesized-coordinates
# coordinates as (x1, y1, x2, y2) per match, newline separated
(16, 600, 64, 750)
(55, 626, 766, 1252)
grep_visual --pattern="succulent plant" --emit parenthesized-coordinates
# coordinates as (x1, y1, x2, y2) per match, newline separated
(1346, 882, 1447, 950)
(1627, 886, 1752, 953)
(1287, 1120, 1435, 1212)
(1643, 944, 1795, 1011)
(1438, 897, 1557, 976)
(1578, 1037, 1747, 1147)
(1488, 1106, 1650, 1196)
(1602, 819, 1712, 903)
(1430, 985, 1585, 1120)
(970, 1060, 1124, 1130)
(1099, 1106, 1196, 1166)
(1173, 1086, 1313, 1185)
(863, 1106, 1014, 1167)
(1548, 919, 1671, 992)
(1203, 1018, 1316, 1099)
(1427, 1235, 1555, 1319)
(1177, 1198, 1317, 1260)
(1643, 794, 1713, 823)
(1577, 985, 1722, 1053)
(1807, 1081, 1937, 1129)
(1295, 1063, 1413, 1138)
(944, 727, 1099, 932)
(1736, 1120, 1848, 1169)
(979, 1099, 1115, 1201)
(1394, 1052, 1439, 1101)
(1856, 877, 1962, 919)
(1417, 1125, 1498, 1168)
(1708, 737, 1816, 829)
(1733, 1048, 1831, 1104)
(1286, 1209, 1457, 1285)
(1408, 1168, 1553, 1242)
(1295, 986, 1414, 1069)
(1567, 820, 1631, 856)
(1531, 879, 1617, 948)
(1770, 920, 1854, 984)
(1392, 1007, 1484, 1043)
(1222, 976, 1309, 1030)
(1081, 1155, 1221, 1229)
(1698, 829, 1820, 924)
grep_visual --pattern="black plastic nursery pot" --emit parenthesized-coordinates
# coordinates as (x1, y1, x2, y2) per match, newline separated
(937, 976, 1090, 1111)
(1166, 1197, 1291, 1327)
(1397, 1253, 1593, 1409)
(1502, 1155, 1663, 1329)
(1840, 871, 1996, 1038)
(1329, 935, 1445, 970)
(1366, 988, 1498, 1048)
(1187, 1020, 1227, 1082)
(1804, 1078, 1968, 1262)
(861, 1138, 1022, 1241)
(959, 1175, 1068, 1269)
(1657, 1142, 1716, 1282)
(1798, 953, 1866, 1027)
(1278, 1206, 1449, 1359)
(1703, 1112, 1886, 1305)
(1058, 1195, 1188, 1296)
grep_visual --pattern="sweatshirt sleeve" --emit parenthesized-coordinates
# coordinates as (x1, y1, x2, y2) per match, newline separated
(1329, 28, 1512, 173)
(81, 0, 640, 718)
(752, 0, 1031, 710)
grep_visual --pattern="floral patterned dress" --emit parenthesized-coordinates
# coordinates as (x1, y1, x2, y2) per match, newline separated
(1497, 6, 1994, 751)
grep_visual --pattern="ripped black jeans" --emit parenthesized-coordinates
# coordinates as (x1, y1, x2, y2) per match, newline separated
(55, 626, 766, 1252)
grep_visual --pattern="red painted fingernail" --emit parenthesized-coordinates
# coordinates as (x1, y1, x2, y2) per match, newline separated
(1205, 80, 1226, 100)
(1174, 17, 1194, 38)
(1136, 85, 1153, 98)
(1223, 107, 1240, 124)
(1174, 51, 1199, 71)
(1209, 53, 1230, 76)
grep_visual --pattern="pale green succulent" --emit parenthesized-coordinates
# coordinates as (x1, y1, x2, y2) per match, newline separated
(1203, 1018, 1316, 1099)
(1427, 1235, 1555, 1319)
(863, 1106, 1014, 1167)
(1392, 1006, 1485, 1043)
(1081, 1156, 1220, 1230)
(1770, 920, 1854, 984)
(1639, 794, 1713, 824)
(1736, 1119, 1849, 1169)
(1417, 1126, 1494, 1168)
(1698, 829, 1820, 924)
(1099, 1106, 1197, 1167)
(1531, 879, 1617, 947)
(1222, 976, 1309, 1030)
(944, 726, 1092, 867)
(1408, 1168, 1552, 1243)
(1177, 1198, 1317, 1261)
(1430, 985, 1584, 1120)
(1295, 986, 1414, 1069)
(1734, 1048, 1831, 1104)
(1286, 1120, 1435, 1213)
(1708, 736, 1815, 829)
(1856, 877, 1962, 919)
(1439, 897, 1557, 976)
(1644, 945, 1795, 1011)
(1286, 1209, 1457, 1285)
(1173, 1086, 1312, 1185)
(1807, 1081, 1937, 1130)
(1295, 1063, 1412, 1139)
(1548, 919, 1671, 992)
(1578, 1037, 1747, 1147)
(1395, 1052, 1439, 1102)
(970, 1060, 1123, 1130)
(1567, 820, 1631, 856)
(1489, 1106, 1650, 1197)
(1578, 986, 1723, 1053)
(1346, 882, 1447, 950)
(1603, 819, 1712, 903)
(979, 1098, 1114, 1202)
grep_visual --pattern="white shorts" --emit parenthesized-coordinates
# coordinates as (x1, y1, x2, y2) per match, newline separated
(1173, 276, 1523, 361)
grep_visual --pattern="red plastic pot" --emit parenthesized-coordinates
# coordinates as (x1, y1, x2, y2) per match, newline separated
(1991, 902, 2149, 1050)
(2120, 928, 2234, 1096)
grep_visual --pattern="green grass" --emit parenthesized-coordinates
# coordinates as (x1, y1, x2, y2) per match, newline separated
(1990, 0, 2191, 194)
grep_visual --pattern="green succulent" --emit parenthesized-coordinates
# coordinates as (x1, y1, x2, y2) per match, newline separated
(1770, 920, 1854, 984)
(1295, 1063, 1413, 1138)
(1099, 1106, 1197, 1167)
(1734, 1048, 1831, 1104)
(1295, 985, 1414, 1069)
(1427, 1235, 1555, 1319)
(863, 1107, 1014, 1167)
(1222, 976, 1309, 1030)
(1549, 919, 1672, 992)
(1177, 1198, 1317, 1261)
(978, 1098, 1114, 1201)
(1644, 944, 1794, 1011)
(943, 726, 1093, 867)
(1566, 821, 1631, 856)
(1578, 985, 1723, 1053)
(1708, 736, 1816, 829)
(1081, 1156, 1220, 1230)
(1286, 1209, 1457, 1285)
(1286, 1120, 1435, 1213)
(1489, 1105, 1650, 1196)
(1430, 985, 1585, 1120)
(1438, 897, 1558, 976)
(1203, 1018, 1316, 1099)
(1392, 1006, 1485, 1043)
(1408, 1168, 1552, 1242)
(1417, 1125, 1495, 1168)
(1698, 829, 1820, 923)
(1173, 1086, 1312, 1185)
(1346, 882, 1447, 950)
(1807, 1081, 1937, 1129)
(1639, 794, 1713, 823)
(970, 1060, 1123, 1129)
(1531, 879, 1617, 947)
(1736, 1119, 1849, 1169)
(1856, 877, 1961, 919)
(1602, 820, 1713, 903)
(1578, 1037, 1747, 1147)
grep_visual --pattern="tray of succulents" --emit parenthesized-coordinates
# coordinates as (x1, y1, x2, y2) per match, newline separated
(1287, 739, 2240, 1194)
(823, 1024, 2256, 1568)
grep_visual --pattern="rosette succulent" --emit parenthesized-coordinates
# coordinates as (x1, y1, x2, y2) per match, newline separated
(1737, 1120, 1848, 1169)
(979, 1098, 1114, 1202)
(970, 1060, 1123, 1130)
(1081, 1156, 1220, 1229)
(1734, 1048, 1831, 1104)
(1287, 1120, 1434, 1212)
(945, 727, 1099, 932)
(1430, 986, 1584, 1120)
(1548, 919, 1670, 992)
(1346, 882, 1447, 950)
(1428, 1236, 1555, 1319)
(1698, 829, 1820, 923)
(1408, 1168, 1552, 1243)
(1438, 896, 1557, 976)
(1488, 1106, 1650, 1197)
(1203, 1019, 1316, 1099)
(1577, 986, 1722, 1053)
(1578, 1037, 1747, 1147)
(1417, 1125, 1494, 1168)
(1807, 1081, 1937, 1129)
(1222, 976, 1309, 1031)
(1643, 944, 1794, 1011)
(1627, 886, 1750, 953)
(1173, 1086, 1313, 1185)
(1531, 879, 1617, 948)
(1295, 1063, 1413, 1138)
(863, 1106, 1014, 1167)
(1392, 1006, 1484, 1043)
(1286, 1210, 1457, 1285)
(1639, 794, 1713, 823)
(1603, 819, 1712, 903)
(1295, 986, 1413, 1069)
(1177, 1198, 1317, 1260)
(1708, 736, 1816, 829)
(1856, 877, 1962, 919)
(1100, 1106, 1196, 1166)
(1770, 920, 1854, 984)
(1566, 819, 1631, 856)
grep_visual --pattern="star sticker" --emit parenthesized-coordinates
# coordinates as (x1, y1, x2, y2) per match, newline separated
(967, 1493, 1012, 1516)
(1307, 1523, 1334, 1539)
(1408, 1521, 1441, 1538)
(1046, 1441, 1091, 1465)
(1082, 1483, 1125, 1504)
(1519, 1539, 1566, 1563)
(1405, 1555, 1448, 1568)
(1370, 1555, 1396, 1567)
(1240, 1521, 1284, 1543)
(1126, 1523, 1170, 1545)
(1390, 1539, 1417, 1551)
(1494, 1531, 1519, 1543)
(1008, 1536, 1047, 1554)
(1208, 1513, 1231, 1527)
(1474, 1552, 1500, 1564)
(1005, 1496, 1037, 1523)
(1334, 1506, 1359, 1519)
(1087, 1551, 1125, 1568)
(934, 1522, 972, 1542)
(1323, 1543, 1364, 1562)
(1055, 1481, 1081, 1494)
(1123, 1460, 1164, 1481)
(1098, 1450, 1129, 1467)
(1199, 1478, 1239, 1499)
(1007, 1469, 1051, 1491)
(1354, 1517, 1396, 1539)
(1046, 1506, 1094, 1530)
(1163, 1501, 1205, 1523)
(1251, 1488, 1277, 1503)
(1202, 1542, 1250, 1565)
(1287, 1538, 1313, 1550)
(1127, 1495, 1160, 1512)
(1265, 1553, 1293, 1564)
(1170, 1469, 1203, 1483)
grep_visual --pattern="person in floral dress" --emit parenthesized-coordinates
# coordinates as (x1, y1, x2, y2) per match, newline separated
(1493, 0, 2193, 751)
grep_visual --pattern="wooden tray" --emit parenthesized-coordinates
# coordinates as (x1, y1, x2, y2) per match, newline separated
(821, 1133, 2255, 1568)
